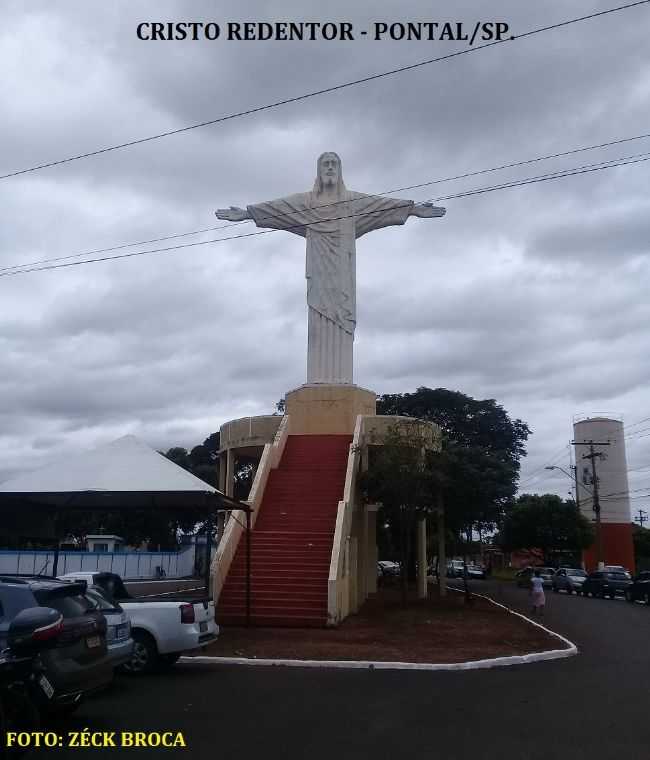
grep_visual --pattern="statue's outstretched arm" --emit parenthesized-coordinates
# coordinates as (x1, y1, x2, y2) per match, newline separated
(215, 206, 251, 222)
(410, 203, 446, 219)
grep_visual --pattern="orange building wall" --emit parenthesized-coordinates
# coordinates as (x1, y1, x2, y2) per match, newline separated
(582, 522, 635, 573)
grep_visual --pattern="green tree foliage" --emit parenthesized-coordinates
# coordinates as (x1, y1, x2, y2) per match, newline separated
(377, 388, 530, 467)
(377, 388, 530, 538)
(163, 432, 220, 488)
(499, 494, 594, 564)
(360, 421, 436, 602)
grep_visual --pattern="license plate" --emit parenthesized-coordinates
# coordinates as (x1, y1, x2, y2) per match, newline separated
(39, 674, 54, 700)
(86, 635, 101, 649)
(199, 622, 207, 633)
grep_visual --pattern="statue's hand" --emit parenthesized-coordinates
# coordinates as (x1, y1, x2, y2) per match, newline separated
(215, 206, 250, 222)
(414, 203, 446, 218)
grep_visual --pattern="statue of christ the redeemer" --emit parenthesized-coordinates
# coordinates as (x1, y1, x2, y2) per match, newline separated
(216, 152, 445, 385)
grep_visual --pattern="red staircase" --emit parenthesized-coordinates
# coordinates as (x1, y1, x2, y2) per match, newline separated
(218, 434, 351, 627)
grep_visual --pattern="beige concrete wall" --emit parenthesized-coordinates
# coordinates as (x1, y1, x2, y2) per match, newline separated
(219, 415, 282, 452)
(361, 415, 441, 450)
(286, 384, 376, 435)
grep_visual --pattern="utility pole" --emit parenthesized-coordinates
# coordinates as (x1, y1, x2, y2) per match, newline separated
(571, 439, 610, 570)
(636, 509, 648, 528)
(571, 464, 581, 511)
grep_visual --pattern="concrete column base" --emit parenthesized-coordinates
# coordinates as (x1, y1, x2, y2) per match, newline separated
(417, 518, 428, 599)
(285, 383, 377, 435)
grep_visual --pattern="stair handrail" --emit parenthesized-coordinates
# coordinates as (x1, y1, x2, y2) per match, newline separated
(212, 415, 290, 601)
(327, 414, 363, 625)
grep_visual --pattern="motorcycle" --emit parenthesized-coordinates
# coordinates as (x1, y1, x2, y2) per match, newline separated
(0, 608, 63, 757)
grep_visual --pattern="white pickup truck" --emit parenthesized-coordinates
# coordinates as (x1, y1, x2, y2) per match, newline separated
(58, 572, 218, 674)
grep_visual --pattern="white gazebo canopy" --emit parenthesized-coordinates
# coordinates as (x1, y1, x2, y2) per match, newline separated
(0, 434, 247, 512)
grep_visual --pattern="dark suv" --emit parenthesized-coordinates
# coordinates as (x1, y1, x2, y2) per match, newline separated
(0, 577, 113, 711)
(581, 570, 632, 599)
(625, 571, 650, 604)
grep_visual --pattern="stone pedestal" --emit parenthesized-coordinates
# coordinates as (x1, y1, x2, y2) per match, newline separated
(285, 384, 376, 435)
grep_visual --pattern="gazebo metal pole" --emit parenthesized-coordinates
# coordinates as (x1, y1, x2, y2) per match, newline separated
(52, 505, 68, 577)
(204, 510, 213, 597)
(52, 513, 60, 577)
(246, 509, 251, 627)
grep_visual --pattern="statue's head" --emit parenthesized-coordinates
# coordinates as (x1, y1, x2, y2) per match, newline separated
(313, 152, 346, 196)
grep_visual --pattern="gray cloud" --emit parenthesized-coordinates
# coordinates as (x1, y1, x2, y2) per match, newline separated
(1, 0, 650, 500)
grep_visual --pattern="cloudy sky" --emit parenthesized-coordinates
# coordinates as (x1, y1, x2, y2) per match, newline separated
(1, 0, 649, 507)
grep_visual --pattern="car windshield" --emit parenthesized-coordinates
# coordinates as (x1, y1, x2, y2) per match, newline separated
(41, 593, 94, 618)
(85, 587, 122, 613)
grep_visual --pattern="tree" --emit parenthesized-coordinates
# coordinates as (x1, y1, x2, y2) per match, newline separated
(360, 421, 436, 604)
(499, 494, 594, 564)
(377, 388, 531, 571)
(377, 388, 530, 468)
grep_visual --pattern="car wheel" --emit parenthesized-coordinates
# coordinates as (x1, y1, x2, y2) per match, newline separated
(123, 630, 158, 675)
(625, 589, 634, 603)
(3, 684, 41, 733)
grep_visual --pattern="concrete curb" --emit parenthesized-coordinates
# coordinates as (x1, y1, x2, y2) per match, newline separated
(180, 590, 578, 672)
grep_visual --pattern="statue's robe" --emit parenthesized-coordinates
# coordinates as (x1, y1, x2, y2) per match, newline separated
(248, 191, 413, 384)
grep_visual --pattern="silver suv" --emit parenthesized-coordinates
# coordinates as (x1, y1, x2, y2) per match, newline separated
(552, 567, 587, 594)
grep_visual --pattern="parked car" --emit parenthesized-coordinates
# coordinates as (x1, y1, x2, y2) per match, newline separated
(0, 576, 113, 713)
(581, 570, 633, 599)
(83, 586, 134, 668)
(604, 565, 632, 579)
(58, 572, 219, 674)
(466, 565, 487, 579)
(552, 567, 588, 594)
(625, 570, 650, 604)
(447, 560, 465, 578)
(516, 567, 555, 588)
(377, 561, 400, 578)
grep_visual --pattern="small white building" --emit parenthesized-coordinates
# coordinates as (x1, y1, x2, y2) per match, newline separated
(85, 534, 124, 553)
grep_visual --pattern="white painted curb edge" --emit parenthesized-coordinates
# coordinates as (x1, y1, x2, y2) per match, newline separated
(180, 590, 578, 672)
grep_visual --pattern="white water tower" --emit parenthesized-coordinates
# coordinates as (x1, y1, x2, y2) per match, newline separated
(573, 415, 634, 571)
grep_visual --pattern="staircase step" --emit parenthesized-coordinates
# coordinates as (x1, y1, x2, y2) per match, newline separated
(223, 579, 329, 591)
(217, 613, 327, 628)
(227, 571, 329, 582)
(219, 434, 350, 628)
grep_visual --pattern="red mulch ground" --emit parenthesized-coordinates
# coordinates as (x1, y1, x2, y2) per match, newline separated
(200, 586, 562, 663)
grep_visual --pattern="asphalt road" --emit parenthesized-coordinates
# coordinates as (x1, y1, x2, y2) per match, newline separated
(48, 580, 650, 760)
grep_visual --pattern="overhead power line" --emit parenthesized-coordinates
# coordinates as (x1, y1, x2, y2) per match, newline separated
(4, 128, 650, 275)
(518, 445, 570, 488)
(2, 147, 649, 279)
(1, 1, 649, 181)
(625, 415, 650, 432)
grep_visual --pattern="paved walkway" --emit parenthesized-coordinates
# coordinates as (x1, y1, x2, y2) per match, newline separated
(55, 580, 650, 760)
